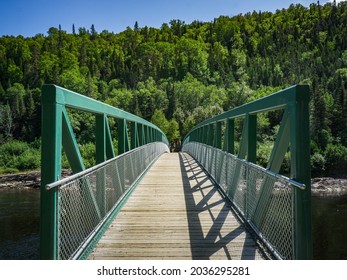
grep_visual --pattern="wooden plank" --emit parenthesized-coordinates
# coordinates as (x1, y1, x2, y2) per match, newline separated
(88, 152, 266, 260)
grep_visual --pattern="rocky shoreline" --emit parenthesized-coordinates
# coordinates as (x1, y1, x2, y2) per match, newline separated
(311, 177, 347, 196)
(0, 170, 71, 189)
(0, 170, 346, 196)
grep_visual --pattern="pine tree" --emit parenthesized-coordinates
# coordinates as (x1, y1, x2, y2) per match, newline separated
(134, 21, 139, 32)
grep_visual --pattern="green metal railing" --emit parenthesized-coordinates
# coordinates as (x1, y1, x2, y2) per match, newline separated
(46, 142, 168, 260)
(182, 85, 312, 260)
(40, 85, 169, 259)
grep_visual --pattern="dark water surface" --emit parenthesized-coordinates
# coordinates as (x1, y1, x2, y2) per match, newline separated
(312, 195, 347, 260)
(0, 189, 40, 259)
(0, 188, 346, 260)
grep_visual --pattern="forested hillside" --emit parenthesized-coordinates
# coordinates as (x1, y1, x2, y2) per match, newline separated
(0, 1, 346, 176)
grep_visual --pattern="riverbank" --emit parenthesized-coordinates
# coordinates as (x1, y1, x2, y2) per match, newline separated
(0, 171, 41, 189)
(311, 177, 347, 196)
(0, 170, 71, 189)
(0, 170, 346, 196)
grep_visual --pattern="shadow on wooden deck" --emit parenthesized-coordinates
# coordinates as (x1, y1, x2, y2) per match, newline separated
(179, 152, 266, 260)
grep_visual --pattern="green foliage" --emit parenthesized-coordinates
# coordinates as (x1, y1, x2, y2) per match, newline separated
(256, 141, 273, 168)
(151, 109, 169, 133)
(14, 149, 40, 170)
(62, 142, 96, 170)
(167, 119, 180, 143)
(0, 104, 14, 143)
(0, 140, 30, 166)
(311, 153, 326, 177)
(324, 143, 347, 175)
(79, 142, 96, 169)
(0, 2, 346, 175)
(151, 109, 180, 143)
(0, 167, 19, 175)
(0, 140, 40, 171)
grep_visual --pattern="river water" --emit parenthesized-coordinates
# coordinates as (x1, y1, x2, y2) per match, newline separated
(0, 189, 40, 259)
(0, 188, 346, 260)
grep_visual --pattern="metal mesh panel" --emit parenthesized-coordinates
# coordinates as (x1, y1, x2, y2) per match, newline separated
(183, 142, 301, 260)
(51, 142, 169, 260)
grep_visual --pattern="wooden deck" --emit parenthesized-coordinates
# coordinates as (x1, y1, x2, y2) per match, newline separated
(88, 152, 266, 260)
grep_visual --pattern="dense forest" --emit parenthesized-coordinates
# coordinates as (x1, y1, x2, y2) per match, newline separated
(0, 1, 346, 176)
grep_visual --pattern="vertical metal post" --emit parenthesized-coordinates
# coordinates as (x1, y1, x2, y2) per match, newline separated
(96, 114, 106, 163)
(246, 114, 257, 217)
(202, 126, 206, 144)
(225, 118, 234, 154)
(137, 123, 144, 146)
(198, 128, 202, 143)
(247, 114, 257, 163)
(96, 114, 107, 216)
(209, 123, 214, 146)
(131, 122, 138, 149)
(40, 85, 63, 260)
(290, 85, 312, 260)
(118, 119, 129, 154)
(145, 126, 149, 144)
(215, 122, 222, 149)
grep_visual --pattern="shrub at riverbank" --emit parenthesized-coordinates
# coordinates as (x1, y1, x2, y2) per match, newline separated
(0, 139, 98, 175)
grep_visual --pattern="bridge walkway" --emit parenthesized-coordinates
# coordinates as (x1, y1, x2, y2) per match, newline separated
(88, 153, 267, 260)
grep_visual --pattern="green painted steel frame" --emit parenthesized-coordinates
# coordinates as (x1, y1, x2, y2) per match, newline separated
(40, 84, 168, 260)
(182, 85, 312, 260)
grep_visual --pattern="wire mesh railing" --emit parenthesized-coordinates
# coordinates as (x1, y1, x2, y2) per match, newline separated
(183, 142, 306, 260)
(46, 142, 169, 260)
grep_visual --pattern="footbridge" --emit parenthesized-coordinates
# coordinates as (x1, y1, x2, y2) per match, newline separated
(40, 85, 312, 260)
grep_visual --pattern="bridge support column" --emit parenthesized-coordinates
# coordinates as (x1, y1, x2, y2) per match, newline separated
(290, 85, 312, 260)
(224, 119, 234, 154)
(40, 85, 63, 260)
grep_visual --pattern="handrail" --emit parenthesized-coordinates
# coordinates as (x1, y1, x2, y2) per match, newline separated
(182, 85, 312, 260)
(40, 85, 169, 260)
(238, 156, 306, 191)
(45, 142, 161, 190)
(52, 142, 169, 260)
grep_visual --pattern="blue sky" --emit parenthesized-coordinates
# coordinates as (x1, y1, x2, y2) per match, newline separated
(0, 0, 342, 37)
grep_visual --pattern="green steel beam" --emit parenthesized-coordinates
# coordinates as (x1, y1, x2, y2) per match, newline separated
(43, 84, 168, 145)
(48, 85, 164, 133)
(183, 85, 307, 144)
(209, 123, 214, 146)
(137, 123, 144, 146)
(251, 109, 290, 227)
(224, 119, 235, 154)
(62, 108, 85, 173)
(182, 84, 311, 260)
(215, 122, 222, 149)
(40, 86, 63, 260)
(289, 86, 312, 260)
(267, 109, 291, 172)
(118, 119, 130, 154)
(238, 116, 249, 159)
(105, 117, 115, 159)
(130, 122, 139, 149)
(40, 84, 169, 260)
(96, 114, 107, 164)
(95, 114, 107, 216)
(247, 114, 257, 163)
